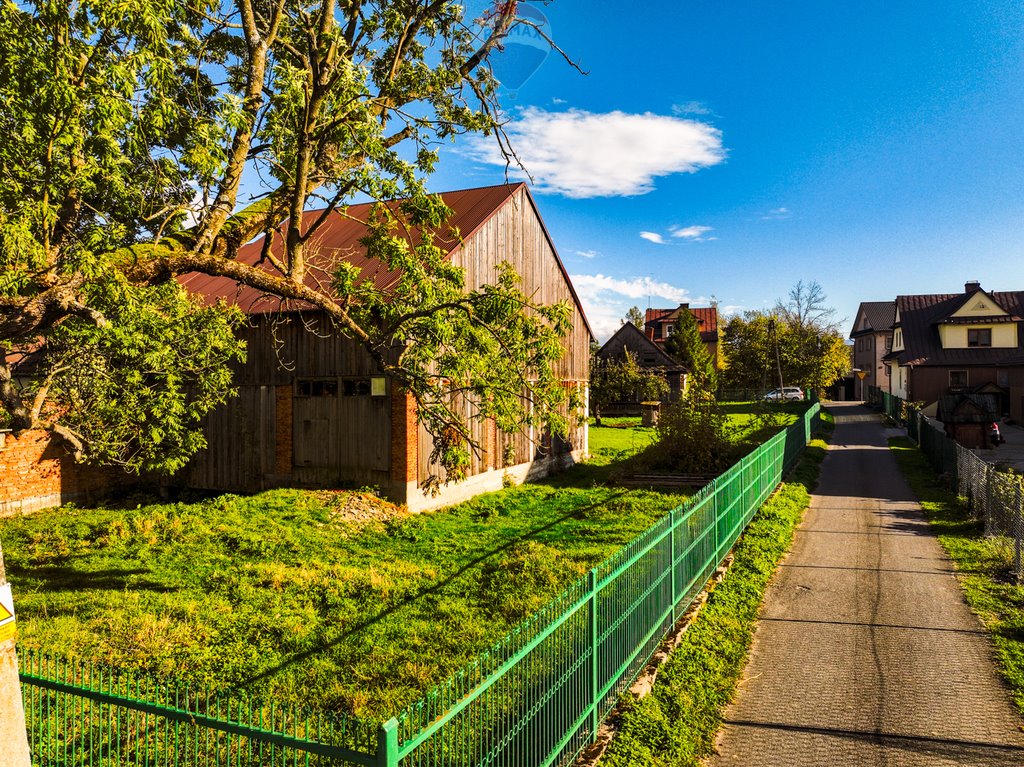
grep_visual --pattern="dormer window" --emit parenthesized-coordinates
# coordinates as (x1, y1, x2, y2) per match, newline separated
(967, 328, 992, 347)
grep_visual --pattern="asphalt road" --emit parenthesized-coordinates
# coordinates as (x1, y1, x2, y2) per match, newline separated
(711, 402, 1024, 766)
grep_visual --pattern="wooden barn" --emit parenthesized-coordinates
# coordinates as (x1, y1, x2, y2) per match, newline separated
(178, 183, 593, 511)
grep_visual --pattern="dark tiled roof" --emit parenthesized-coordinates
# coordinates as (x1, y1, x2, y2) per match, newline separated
(850, 301, 895, 337)
(596, 323, 685, 371)
(179, 183, 595, 338)
(890, 291, 1024, 367)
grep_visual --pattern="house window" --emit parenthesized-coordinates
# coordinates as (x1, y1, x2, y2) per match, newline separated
(949, 370, 968, 389)
(885, 337, 892, 352)
(662, 323, 673, 339)
(296, 379, 339, 397)
(967, 328, 991, 347)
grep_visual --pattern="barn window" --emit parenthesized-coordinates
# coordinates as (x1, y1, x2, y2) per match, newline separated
(342, 378, 372, 396)
(296, 379, 338, 397)
(949, 370, 968, 389)
(967, 328, 991, 347)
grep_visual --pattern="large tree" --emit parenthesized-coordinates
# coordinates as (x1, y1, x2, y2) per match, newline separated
(0, 0, 580, 479)
(722, 282, 848, 395)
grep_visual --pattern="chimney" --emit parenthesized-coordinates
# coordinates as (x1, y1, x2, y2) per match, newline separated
(965, 281, 981, 294)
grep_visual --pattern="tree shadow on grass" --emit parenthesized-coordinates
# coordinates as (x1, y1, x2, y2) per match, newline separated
(238, 492, 628, 690)
(6, 564, 177, 594)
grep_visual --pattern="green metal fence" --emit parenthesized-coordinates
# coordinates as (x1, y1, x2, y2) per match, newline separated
(21, 404, 820, 767)
(19, 650, 379, 766)
(389, 402, 820, 767)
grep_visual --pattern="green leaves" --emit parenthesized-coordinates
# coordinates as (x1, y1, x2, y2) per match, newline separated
(41, 279, 244, 474)
(0, 0, 575, 483)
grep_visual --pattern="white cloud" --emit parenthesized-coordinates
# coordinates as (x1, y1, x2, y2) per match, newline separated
(467, 107, 725, 198)
(670, 225, 714, 241)
(570, 273, 696, 342)
(574, 249, 599, 259)
(551, 97, 568, 105)
(672, 101, 713, 116)
(639, 231, 666, 244)
(761, 207, 791, 220)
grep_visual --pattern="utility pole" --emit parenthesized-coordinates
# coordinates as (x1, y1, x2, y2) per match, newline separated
(769, 318, 785, 391)
(0, 540, 31, 767)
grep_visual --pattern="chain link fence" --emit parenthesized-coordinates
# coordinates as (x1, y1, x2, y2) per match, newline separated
(917, 415, 1024, 580)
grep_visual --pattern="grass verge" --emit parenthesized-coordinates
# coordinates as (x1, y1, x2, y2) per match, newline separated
(888, 437, 1024, 714)
(0, 479, 685, 720)
(598, 437, 828, 767)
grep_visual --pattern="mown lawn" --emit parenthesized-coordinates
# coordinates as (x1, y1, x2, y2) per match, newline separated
(1, 481, 686, 720)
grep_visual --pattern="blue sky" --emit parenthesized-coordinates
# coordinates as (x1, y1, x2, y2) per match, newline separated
(427, 1, 1024, 341)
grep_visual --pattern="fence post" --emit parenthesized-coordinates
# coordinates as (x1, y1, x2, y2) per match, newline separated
(377, 718, 399, 767)
(669, 510, 677, 617)
(588, 568, 599, 741)
(0, 541, 32, 767)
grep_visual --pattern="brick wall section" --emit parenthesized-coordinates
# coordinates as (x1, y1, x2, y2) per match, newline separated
(390, 389, 418, 483)
(0, 430, 127, 517)
(274, 385, 293, 475)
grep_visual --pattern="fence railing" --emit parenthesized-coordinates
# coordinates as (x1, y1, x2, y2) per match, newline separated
(21, 404, 821, 767)
(915, 415, 1024, 579)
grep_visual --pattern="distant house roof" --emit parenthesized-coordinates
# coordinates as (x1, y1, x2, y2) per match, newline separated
(850, 301, 896, 338)
(179, 182, 594, 339)
(888, 288, 1024, 367)
(596, 323, 685, 372)
(644, 304, 718, 343)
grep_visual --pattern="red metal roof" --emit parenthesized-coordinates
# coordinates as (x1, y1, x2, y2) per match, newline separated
(179, 183, 526, 314)
(644, 304, 718, 341)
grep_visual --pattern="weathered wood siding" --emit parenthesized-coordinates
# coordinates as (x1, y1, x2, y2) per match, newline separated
(415, 187, 590, 486)
(186, 186, 590, 497)
(185, 315, 392, 492)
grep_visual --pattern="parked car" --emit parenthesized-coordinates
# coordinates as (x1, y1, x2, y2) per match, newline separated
(763, 387, 804, 402)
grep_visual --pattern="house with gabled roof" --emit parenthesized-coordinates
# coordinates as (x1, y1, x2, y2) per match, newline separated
(849, 300, 896, 399)
(178, 183, 593, 511)
(883, 281, 1024, 413)
(594, 323, 688, 412)
(643, 304, 719, 367)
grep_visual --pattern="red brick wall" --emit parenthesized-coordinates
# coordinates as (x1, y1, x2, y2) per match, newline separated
(390, 390, 418, 483)
(274, 385, 293, 475)
(0, 430, 127, 516)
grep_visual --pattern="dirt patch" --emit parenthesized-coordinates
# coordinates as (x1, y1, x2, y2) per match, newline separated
(316, 490, 408, 526)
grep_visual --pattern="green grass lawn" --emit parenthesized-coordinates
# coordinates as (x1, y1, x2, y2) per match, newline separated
(1, 400, 810, 725)
(1, 480, 687, 720)
(889, 438, 1024, 714)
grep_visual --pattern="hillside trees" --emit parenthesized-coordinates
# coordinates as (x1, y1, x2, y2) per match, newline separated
(0, 0, 578, 478)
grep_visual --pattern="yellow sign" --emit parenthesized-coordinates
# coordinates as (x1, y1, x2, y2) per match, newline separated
(0, 583, 15, 642)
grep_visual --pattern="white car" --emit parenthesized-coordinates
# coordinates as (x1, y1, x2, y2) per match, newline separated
(763, 387, 804, 402)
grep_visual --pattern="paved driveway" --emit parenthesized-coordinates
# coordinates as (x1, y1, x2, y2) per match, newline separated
(711, 402, 1024, 766)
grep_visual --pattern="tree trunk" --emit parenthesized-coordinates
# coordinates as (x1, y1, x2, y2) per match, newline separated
(0, 540, 32, 767)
